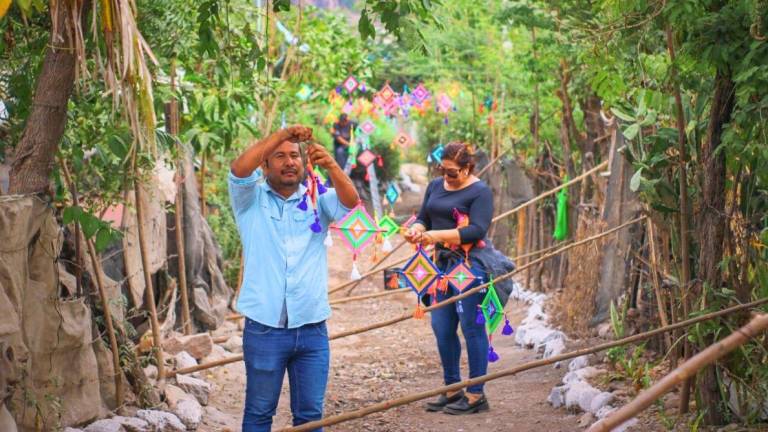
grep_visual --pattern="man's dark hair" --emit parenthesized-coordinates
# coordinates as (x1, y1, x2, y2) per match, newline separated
(339, 113, 348, 122)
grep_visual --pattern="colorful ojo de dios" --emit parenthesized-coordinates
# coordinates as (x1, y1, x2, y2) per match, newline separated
(475, 277, 514, 362)
(399, 246, 440, 319)
(330, 203, 383, 280)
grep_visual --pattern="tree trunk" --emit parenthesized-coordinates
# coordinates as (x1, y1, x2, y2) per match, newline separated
(697, 70, 735, 426)
(8, 2, 77, 194)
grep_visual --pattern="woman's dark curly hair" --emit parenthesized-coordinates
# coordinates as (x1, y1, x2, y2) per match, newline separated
(441, 141, 476, 173)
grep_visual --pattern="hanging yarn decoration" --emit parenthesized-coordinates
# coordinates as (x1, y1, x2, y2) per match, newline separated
(377, 214, 399, 253)
(553, 175, 569, 241)
(477, 276, 508, 362)
(297, 160, 326, 233)
(330, 202, 382, 280)
(399, 246, 440, 319)
(445, 261, 484, 294)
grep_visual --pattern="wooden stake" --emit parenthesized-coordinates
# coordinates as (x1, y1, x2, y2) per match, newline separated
(281, 307, 768, 432)
(59, 160, 124, 407)
(134, 178, 165, 380)
(165, 76, 192, 336)
(646, 218, 672, 351)
(86, 238, 125, 407)
(666, 26, 694, 413)
(589, 313, 768, 432)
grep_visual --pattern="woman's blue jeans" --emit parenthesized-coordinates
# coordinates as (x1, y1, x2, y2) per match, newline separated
(430, 286, 489, 394)
(242, 318, 329, 431)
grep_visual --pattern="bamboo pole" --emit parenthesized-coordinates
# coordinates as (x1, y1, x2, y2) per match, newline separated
(86, 238, 124, 407)
(666, 25, 694, 413)
(588, 313, 768, 432)
(134, 178, 165, 380)
(60, 161, 124, 407)
(282, 304, 768, 432)
(491, 160, 608, 224)
(330, 287, 410, 305)
(329, 216, 645, 341)
(646, 218, 671, 351)
(166, 66, 192, 336)
(174, 217, 646, 377)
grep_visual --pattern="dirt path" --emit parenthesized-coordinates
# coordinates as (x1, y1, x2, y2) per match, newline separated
(199, 170, 580, 431)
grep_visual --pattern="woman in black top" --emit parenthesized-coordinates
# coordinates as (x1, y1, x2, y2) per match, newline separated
(404, 142, 493, 415)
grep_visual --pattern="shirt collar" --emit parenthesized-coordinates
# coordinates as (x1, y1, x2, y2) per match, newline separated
(261, 179, 307, 203)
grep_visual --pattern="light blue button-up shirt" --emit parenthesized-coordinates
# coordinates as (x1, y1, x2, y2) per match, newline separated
(229, 169, 349, 328)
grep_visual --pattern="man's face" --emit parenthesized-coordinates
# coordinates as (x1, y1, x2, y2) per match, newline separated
(265, 141, 304, 190)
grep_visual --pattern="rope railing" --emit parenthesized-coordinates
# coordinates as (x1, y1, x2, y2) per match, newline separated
(281, 301, 768, 432)
(167, 216, 643, 378)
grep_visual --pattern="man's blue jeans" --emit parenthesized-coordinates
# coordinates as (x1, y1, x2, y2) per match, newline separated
(430, 289, 489, 394)
(242, 318, 330, 431)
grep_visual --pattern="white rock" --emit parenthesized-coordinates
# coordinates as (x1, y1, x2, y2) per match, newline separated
(201, 344, 229, 363)
(568, 355, 589, 372)
(164, 384, 202, 430)
(590, 392, 615, 414)
(110, 416, 150, 432)
(174, 399, 202, 430)
(165, 384, 192, 408)
(174, 351, 198, 372)
(543, 337, 566, 358)
(84, 419, 126, 432)
(563, 366, 599, 384)
(565, 381, 602, 412)
(222, 336, 243, 354)
(596, 405, 616, 419)
(64, 428, 85, 432)
(136, 410, 185, 432)
(203, 406, 233, 427)
(175, 374, 212, 406)
(547, 385, 567, 408)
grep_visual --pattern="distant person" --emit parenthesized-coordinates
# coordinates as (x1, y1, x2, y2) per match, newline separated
(229, 125, 359, 431)
(330, 113, 356, 168)
(404, 141, 514, 415)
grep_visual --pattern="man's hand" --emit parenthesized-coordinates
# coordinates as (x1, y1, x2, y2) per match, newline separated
(284, 125, 313, 143)
(307, 143, 337, 171)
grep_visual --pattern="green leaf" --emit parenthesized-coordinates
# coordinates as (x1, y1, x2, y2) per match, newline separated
(94, 228, 113, 253)
(80, 213, 101, 239)
(62, 206, 83, 225)
(629, 168, 643, 192)
(611, 108, 636, 122)
(623, 123, 640, 141)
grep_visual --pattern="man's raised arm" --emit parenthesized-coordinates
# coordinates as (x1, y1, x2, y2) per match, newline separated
(230, 125, 313, 177)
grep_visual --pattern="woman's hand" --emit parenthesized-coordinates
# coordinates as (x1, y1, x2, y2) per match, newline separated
(403, 226, 424, 244)
(419, 231, 437, 246)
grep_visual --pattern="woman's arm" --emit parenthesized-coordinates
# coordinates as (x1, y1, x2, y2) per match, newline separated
(421, 185, 493, 246)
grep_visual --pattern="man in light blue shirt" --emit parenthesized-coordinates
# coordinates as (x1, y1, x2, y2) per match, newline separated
(229, 125, 358, 431)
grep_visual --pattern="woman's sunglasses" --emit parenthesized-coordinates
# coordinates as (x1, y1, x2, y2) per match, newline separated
(437, 165, 462, 178)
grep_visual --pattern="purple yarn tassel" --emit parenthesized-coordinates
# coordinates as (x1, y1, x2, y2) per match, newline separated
(488, 345, 499, 362)
(310, 210, 322, 233)
(502, 319, 514, 336)
(317, 177, 328, 195)
(297, 195, 308, 211)
(475, 308, 485, 325)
